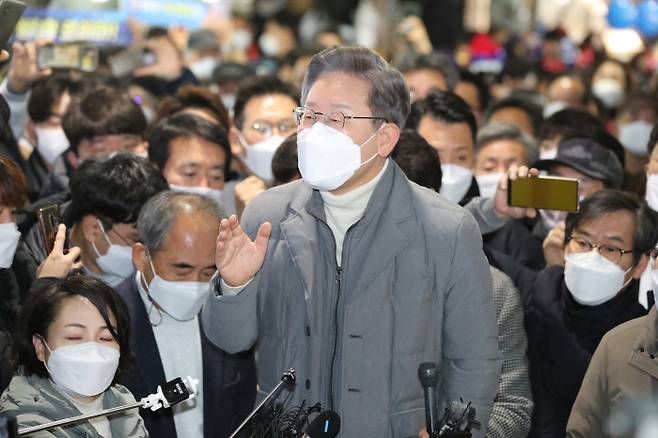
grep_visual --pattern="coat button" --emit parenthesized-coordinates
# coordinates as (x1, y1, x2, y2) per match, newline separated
(306, 326, 311, 336)
(305, 379, 311, 389)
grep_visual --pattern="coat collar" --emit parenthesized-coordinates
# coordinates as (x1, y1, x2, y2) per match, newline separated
(280, 161, 414, 311)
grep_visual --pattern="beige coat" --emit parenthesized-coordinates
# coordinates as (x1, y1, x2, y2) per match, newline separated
(567, 305, 658, 437)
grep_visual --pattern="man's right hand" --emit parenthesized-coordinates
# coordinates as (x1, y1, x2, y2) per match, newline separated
(215, 215, 271, 287)
(8, 41, 52, 94)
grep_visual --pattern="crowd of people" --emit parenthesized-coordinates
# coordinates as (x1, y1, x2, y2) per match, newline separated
(1, 6, 658, 438)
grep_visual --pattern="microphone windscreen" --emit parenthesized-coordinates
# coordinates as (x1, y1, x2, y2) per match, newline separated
(306, 411, 341, 438)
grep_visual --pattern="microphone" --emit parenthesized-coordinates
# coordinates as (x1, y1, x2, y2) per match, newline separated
(18, 376, 199, 436)
(418, 362, 439, 437)
(305, 410, 341, 438)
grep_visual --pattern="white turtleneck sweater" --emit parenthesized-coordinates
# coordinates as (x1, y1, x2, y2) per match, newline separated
(222, 159, 389, 293)
(320, 159, 389, 265)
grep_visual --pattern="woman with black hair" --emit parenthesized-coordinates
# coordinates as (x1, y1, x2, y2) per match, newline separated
(0, 275, 148, 437)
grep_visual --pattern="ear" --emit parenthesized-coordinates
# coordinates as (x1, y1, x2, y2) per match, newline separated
(133, 243, 150, 275)
(33, 334, 47, 363)
(377, 123, 401, 158)
(67, 150, 80, 170)
(80, 214, 101, 245)
(229, 126, 245, 158)
(632, 253, 650, 280)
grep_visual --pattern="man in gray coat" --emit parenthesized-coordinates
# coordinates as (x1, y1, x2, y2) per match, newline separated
(203, 46, 502, 438)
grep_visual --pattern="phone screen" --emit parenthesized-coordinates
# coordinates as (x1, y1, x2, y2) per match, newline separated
(508, 176, 579, 212)
(37, 44, 99, 72)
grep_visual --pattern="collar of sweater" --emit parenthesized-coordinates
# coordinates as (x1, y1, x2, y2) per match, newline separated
(320, 159, 389, 220)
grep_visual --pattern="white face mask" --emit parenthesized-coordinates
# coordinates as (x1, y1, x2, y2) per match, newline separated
(42, 339, 120, 397)
(220, 94, 236, 113)
(91, 220, 134, 280)
(139, 257, 211, 321)
(259, 33, 280, 57)
(297, 122, 382, 191)
(440, 164, 473, 203)
(564, 251, 634, 306)
(240, 134, 285, 181)
(619, 120, 653, 157)
(645, 174, 658, 212)
(592, 78, 625, 109)
(539, 147, 558, 160)
(475, 172, 504, 199)
(189, 57, 218, 82)
(34, 126, 70, 166)
(169, 184, 224, 210)
(0, 222, 21, 269)
(231, 28, 253, 51)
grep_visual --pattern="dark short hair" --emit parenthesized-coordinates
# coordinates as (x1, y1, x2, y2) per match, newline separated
(302, 46, 410, 128)
(0, 154, 27, 209)
(68, 154, 169, 225)
(271, 133, 299, 185)
(485, 94, 543, 136)
(233, 76, 300, 130)
(565, 190, 658, 262)
(396, 52, 459, 92)
(155, 85, 230, 130)
(392, 130, 442, 192)
(63, 85, 147, 154)
(148, 113, 232, 177)
(406, 90, 477, 142)
(15, 276, 131, 383)
(27, 74, 94, 124)
(458, 69, 491, 111)
(539, 109, 605, 142)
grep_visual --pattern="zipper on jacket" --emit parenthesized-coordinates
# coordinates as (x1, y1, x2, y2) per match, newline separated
(328, 264, 342, 410)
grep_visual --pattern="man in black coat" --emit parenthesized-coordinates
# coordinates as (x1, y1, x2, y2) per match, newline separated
(116, 190, 256, 438)
(488, 189, 658, 437)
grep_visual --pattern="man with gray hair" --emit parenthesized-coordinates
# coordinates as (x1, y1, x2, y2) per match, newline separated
(474, 122, 539, 199)
(114, 191, 256, 438)
(203, 45, 502, 437)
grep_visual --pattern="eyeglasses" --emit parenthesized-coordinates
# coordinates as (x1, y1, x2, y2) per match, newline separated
(248, 120, 297, 137)
(293, 107, 388, 131)
(566, 235, 633, 264)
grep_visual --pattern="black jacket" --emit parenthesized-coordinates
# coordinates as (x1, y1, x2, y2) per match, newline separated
(488, 249, 647, 438)
(484, 218, 546, 270)
(114, 277, 256, 438)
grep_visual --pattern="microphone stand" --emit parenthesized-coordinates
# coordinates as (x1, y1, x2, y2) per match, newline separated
(229, 368, 296, 438)
(19, 402, 142, 436)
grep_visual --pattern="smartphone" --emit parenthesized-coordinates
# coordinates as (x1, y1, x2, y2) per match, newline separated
(37, 204, 65, 255)
(508, 176, 579, 212)
(37, 43, 99, 72)
(109, 47, 154, 77)
(0, 0, 27, 51)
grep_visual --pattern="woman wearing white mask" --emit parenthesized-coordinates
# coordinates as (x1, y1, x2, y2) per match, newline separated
(488, 189, 656, 438)
(0, 275, 148, 437)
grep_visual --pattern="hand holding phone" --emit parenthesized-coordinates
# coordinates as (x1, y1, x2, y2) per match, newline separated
(37, 43, 99, 72)
(491, 165, 540, 220)
(37, 224, 83, 279)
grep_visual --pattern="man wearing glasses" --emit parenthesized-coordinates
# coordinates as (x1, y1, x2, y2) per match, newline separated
(203, 46, 503, 438)
(488, 189, 658, 438)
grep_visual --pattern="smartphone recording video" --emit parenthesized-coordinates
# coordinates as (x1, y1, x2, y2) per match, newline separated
(508, 176, 579, 212)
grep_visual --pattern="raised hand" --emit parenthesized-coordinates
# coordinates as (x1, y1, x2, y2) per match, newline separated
(215, 215, 271, 287)
(493, 164, 539, 220)
(37, 224, 82, 279)
(8, 41, 53, 94)
(543, 221, 567, 267)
